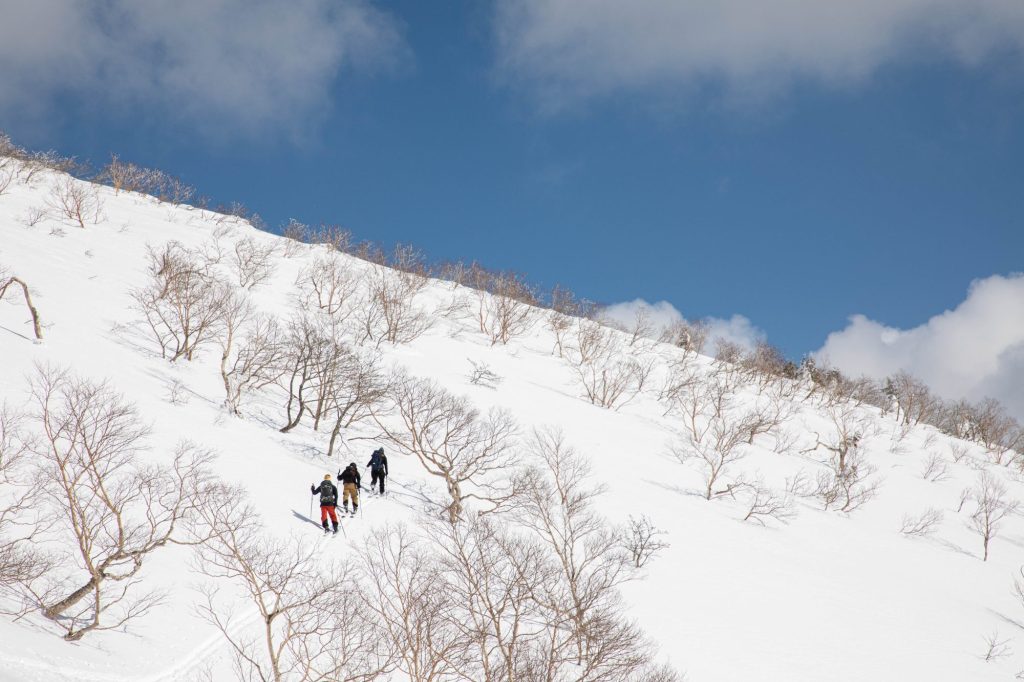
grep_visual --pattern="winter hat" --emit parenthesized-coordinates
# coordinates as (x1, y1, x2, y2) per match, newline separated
(349, 462, 357, 468)
(324, 474, 331, 480)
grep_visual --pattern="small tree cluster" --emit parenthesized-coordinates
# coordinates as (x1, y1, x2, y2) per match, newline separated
(46, 176, 103, 229)
(0, 404, 49, 592)
(218, 296, 288, 416)
(355, 259, 433, 347)
(195, 495, 391, 682)
(97, 154, 195, 203)
(564, 321, 654, 410)
(232, 237, 277, 289)
(813, 450, 880, 513)
(278, 315, 389, 457)
(466, 266, 538, 345)
(295, 254, 358, 317)
(131, 241, 232, 361)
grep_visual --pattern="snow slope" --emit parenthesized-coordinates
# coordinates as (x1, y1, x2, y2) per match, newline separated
(1, 165, 1023, 681)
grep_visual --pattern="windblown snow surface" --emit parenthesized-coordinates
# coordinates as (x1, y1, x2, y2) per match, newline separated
(0, 165, 1021, 682)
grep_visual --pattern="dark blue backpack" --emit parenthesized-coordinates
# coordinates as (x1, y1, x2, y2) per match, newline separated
(370, 449, 384, 471)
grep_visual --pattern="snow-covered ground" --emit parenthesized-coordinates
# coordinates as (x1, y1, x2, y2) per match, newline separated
(1, 164, 1023, 681)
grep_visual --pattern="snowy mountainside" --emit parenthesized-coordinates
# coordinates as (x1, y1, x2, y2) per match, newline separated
(0, 163, 1023, 681)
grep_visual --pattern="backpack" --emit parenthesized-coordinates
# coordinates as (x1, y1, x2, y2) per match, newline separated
(320, 482, 337, 506)
(370, 450, 384, 471)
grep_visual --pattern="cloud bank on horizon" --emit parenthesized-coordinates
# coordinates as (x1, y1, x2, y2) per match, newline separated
(815, 273, 1024, 420)
(494, 0, 1024, 106)
(609, 274, 1024, 421)
(0, 0, 407, 137)
(600, 298, 767, 352)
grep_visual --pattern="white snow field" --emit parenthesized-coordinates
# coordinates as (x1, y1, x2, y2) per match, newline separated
(0, 162, 1022, 682)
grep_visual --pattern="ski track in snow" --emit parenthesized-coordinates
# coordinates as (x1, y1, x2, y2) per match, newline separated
(1, 164, 1023, 681)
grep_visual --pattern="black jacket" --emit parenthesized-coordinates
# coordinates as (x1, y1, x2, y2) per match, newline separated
(338, 465, 361, 488)
(367, 450, 389, 475)
(311, 480, 338, 506)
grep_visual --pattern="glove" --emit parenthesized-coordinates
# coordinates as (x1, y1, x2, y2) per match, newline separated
(310, 485, 316, 493)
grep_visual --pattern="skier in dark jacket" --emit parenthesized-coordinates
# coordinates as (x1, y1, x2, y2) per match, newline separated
(367, 447, 389, 495)
(310, 474, 339, 534)
(337, 462, 361, 515)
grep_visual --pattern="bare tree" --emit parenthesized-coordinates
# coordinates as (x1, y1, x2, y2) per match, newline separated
(740, 341, 798, 390)
(598, 305, 655, 349)
(296, 254, 358, 317)
(46, 176, 103, 228)
(813, 449, 880, 513)
(742, 476, 796, 525)
(920, 453, 950, 482)
(356, 264, 433, 346)
(885, 372, 941, 426)
(281, 219, 310, 256)
(21, 205, 48, 228)
(27, 367, 211, 639)
(671, 416, 752, 501)
(308, 223, 353, 253)
(471, 268, 537, 346)
(742, 392, 797, 445)
(427, 514, 551, 681)
(195, 496, 391, 682)
(967, 471, 1019, 561)
(131, 242, 231, 361)
(0, 163, 12, 196)
(659, 319, 709, 357)
(964, 398, 1023, 465)
(545, 284, 590, 358)
(233, 237, 278, 289)
(981, 630, 1012, 662)
(323, 348, 390, 459)
(899, 508, 944, 537)
(278, 314, 381, 448)
(656, 355, 701, 416)
(358, 525, 466, 682)
(0, 404, 49, 592)
(375, 373, 520, 523)
(0, 270, 44, 340)
(467, 359, 502, 389)
(514, 427, 656, 680)
(801, 403, 868, 473)
(565, 322, 653, 410)
(219, 297, 288, 416)
(620, 515, 670, 569)
(98, 154, 194, 203)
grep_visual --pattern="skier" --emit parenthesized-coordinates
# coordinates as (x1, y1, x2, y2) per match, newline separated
(310, 474, 339, 534)
(337, 462, 362, 515)
(367, 447, 389, 495)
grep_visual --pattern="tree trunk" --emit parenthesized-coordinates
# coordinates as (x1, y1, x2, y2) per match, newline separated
(0, 277, 43, 340)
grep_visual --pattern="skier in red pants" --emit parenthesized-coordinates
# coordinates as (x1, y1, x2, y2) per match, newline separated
(310, 474, 339, 534)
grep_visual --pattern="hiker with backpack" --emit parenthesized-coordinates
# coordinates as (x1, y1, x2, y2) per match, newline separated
(367, 447, 389, 495)
(310, 474, 340, 534)
(337, 462, 361, 515)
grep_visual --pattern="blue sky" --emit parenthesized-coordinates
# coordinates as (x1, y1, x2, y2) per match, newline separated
(1, 0, 1022, 409)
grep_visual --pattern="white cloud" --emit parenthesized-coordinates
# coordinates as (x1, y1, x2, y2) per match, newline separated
(0, 0, 407, 138)
(600, 298, 766, 352)
(494, 0, 1024, 106)
(815, 273, 1024, 420)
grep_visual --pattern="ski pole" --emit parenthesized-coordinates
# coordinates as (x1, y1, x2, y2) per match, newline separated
(309, 493, 314, 522)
